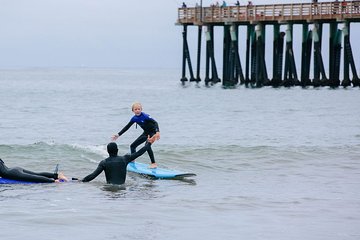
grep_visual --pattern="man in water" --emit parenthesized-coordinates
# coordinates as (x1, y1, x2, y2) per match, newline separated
(82, 135, 155, 185)
(0, 158, 68, 183)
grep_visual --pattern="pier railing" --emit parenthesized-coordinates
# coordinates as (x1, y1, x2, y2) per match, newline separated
(178, 1, 360, 24)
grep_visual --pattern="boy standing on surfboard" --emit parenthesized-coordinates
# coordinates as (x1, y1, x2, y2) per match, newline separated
(111, 102, 160, 168)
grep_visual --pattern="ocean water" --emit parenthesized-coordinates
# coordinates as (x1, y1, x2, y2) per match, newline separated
(0, 68, 359, 240)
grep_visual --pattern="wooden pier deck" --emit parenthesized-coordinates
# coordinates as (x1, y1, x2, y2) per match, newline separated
(177, 1, 360, 25)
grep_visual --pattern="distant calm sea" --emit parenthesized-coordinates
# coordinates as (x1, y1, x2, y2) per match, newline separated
(0, 68, 359, 240)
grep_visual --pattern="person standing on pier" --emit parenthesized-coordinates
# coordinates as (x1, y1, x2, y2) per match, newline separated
(333, 0, 340, 14)
(247, 1, 253, 16)
(354, 1, 360, 13)
(342, 0, 347, 14)
(312, 0, 319, 15)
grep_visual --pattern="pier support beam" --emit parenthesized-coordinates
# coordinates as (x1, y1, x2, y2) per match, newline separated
(223, 25, 230, 85)
(229, 24, 245, 85)
(343, 22, 350, 86)
(205, 25, 220, 85)
(250, 28, 257, 86)
(233, 26, 245, 85)
(222, 24, 244, 86)
(223, 25, 240, 86)
(328, 22, 338, 86)
(329, 28, 342, 87)
(283, 24, 299, 87)
(271, 24, 284, 87)
(195, 25, 202, 82)
(313, 23, 328, 87)
(300, 23, 312, 87)
(342, 22, 360, 87)
(272, 24, 284, 87)
(181, 25, 195, 83)
(245, 25, 255, 87)
(255, 24, 269, 87)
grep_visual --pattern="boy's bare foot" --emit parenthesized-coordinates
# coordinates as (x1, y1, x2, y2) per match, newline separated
(149, 163, 157, 169)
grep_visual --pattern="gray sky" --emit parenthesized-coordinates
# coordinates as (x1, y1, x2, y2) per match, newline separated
(0, 0, 181, 68)
(0, 0, 357, 69)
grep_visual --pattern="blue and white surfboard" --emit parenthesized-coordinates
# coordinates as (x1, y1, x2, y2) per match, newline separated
(127, 162, 196, 179)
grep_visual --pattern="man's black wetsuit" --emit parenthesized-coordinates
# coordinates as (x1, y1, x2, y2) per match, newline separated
(82, 142, 150, 185)
(0, 159, 57, 183)
(118, 112, 159, 164)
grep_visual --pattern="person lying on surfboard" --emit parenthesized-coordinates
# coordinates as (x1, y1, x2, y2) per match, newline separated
(0, 158, 68, 183)
(81, 136, 155, 185)
(111, 102, 160, 169)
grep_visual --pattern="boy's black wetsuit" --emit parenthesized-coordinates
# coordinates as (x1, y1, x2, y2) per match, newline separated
(0, 159, 57, 183)
(117, 112, 159, 164)
(82, 142, 150, 185)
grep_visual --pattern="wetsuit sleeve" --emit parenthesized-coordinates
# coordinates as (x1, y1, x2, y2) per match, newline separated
(143, 114, 159, 133)
(149, 118, 160, 132)
(126, 143, 151, 163)
(82, 161, 105, 182)
(118, 121, 135, 136)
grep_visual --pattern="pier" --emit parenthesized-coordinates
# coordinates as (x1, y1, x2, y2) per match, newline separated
(177, 1, 360, 87)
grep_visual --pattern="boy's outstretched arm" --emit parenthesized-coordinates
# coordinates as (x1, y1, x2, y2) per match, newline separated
(111, 121, 134, 141)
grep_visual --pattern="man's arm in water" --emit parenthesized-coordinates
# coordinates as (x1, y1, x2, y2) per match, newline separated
(82, 161, 105, 182)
